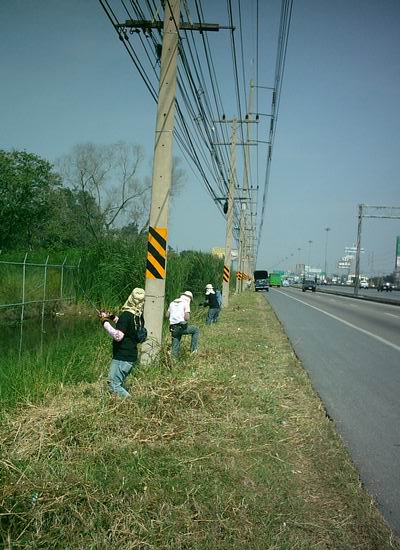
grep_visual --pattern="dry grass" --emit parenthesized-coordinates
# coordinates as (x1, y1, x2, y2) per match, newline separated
(0, 292, 399, 549)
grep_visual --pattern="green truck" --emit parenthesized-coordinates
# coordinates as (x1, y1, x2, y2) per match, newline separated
(269, 272, 283, 288)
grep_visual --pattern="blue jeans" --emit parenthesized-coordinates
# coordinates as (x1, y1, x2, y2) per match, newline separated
(171, 324, 199, 357)
(206, 308, 220, 325)
(108, 359, 136, 397)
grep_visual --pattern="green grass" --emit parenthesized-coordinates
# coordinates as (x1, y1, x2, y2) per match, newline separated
(0, 327, 107, 414)
(0, 292, 398, 549)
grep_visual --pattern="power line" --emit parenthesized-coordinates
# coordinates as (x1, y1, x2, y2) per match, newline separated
(256, 0, 293, 262)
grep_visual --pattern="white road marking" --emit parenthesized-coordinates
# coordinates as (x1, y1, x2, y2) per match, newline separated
(385, 313, 399, 319)
(274, 290, 400, 353)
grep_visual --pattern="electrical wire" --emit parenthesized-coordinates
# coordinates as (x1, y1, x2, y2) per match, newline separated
(256, 0, 293, 262)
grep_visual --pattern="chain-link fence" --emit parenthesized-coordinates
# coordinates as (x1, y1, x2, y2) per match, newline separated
(0, 255, 79, 324)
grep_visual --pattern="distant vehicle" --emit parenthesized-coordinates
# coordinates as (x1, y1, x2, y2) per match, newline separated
(360, 281, 369, 289)
(302, 279, 316, 292)
(377, 282, 392, 292)
(282, 279, 290, 287)
(254, 270, 269, 292)
(269, 272, 283, 288)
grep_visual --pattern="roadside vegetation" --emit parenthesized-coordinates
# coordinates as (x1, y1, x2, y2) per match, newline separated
(0, 243, 227, 413)
(1, 292, 398, 549)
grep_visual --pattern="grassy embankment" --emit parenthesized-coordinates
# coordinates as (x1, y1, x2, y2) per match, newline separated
(1, 292, 399, 549)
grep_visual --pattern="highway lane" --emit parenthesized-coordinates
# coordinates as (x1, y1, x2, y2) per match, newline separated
(317, 285, 400, 304)
(288, 286, 400, 348)
(265, 288, 400, 535)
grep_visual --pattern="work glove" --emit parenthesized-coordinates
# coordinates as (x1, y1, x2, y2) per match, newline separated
(99, 310, 115, 324)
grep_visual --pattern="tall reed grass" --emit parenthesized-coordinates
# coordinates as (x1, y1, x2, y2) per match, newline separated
(76, 238, 228, 310)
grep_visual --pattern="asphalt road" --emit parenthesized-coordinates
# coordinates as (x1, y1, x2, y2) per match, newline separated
(265, 287, 400, 535)
(317, 285, 400, 303)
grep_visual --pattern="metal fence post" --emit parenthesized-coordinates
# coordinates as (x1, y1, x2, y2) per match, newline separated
(20, 252, 28, 323)
(41, 256, 49, 332)
(60, 256, 67, 300)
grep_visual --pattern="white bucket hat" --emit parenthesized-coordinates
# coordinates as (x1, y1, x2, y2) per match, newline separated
(181, 291, 193, 300)
(205, 284, 213, 290)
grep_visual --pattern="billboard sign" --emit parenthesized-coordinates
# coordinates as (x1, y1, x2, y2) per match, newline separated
(338, 261, 351, 269)
(344, 246, 364, 257)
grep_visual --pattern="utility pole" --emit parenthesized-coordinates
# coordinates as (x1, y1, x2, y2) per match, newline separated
(139, 0, 180, 361)
(241, 80, 255, 289)
(222, 119, 238, 308)
(236, 211, 244, 294)
(213, 117, 254, 306)
(116, 3, 224, 362)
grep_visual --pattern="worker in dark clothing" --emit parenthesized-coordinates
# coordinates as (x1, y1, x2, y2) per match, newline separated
(202, 283, 221, 325)
(99, 287, 146, 397)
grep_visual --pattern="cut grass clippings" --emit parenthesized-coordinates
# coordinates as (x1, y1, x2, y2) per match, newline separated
(0, 292, 399, 549)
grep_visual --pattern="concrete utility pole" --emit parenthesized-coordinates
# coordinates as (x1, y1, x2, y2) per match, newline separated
(235, 211, 244, 294)
(117, 3, 224, 362)
(213, 117, 254, 306)
(222, 119, 238, 308)
(140, 0, 180, 361)
(240, 80, 255, 288)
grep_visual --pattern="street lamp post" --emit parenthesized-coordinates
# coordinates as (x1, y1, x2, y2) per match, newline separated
(324, 227, 331, 280)
(307, 240, 313, 276)
(297, 248, 302, 277)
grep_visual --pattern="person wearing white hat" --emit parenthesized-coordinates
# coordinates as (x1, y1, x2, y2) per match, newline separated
(99, 287, 147, 397)
(166, 291, 199, 357)
(202, 283, 221, 324)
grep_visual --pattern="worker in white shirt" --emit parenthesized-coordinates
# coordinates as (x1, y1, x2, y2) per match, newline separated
(166, 291, 199, 358)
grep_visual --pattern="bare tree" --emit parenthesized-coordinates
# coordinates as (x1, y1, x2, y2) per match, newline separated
(59, 142, 148, 237)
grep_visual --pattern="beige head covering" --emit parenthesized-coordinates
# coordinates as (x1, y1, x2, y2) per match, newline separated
(181, 291, 193, 300)
(121, 287, 145, 316)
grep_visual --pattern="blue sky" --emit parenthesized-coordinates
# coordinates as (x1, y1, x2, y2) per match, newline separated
(1, 0, 399, 276)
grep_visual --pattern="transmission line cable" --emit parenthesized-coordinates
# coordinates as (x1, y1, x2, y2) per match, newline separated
(256, 0, 293, 261)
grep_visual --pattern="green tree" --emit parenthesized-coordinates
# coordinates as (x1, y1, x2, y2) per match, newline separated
(45, 187, 104, 249)
(0, 149, 60, 250)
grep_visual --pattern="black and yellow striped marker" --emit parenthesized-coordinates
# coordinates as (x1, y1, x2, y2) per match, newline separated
(236, 271, 242, 280)
(146, 226, 167, 279)
(223, 265, 230, 283)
